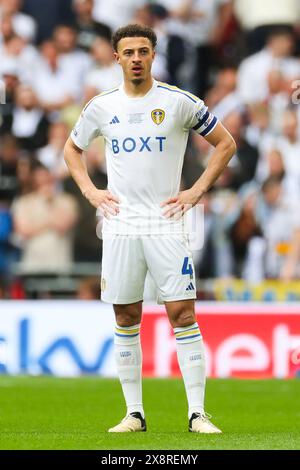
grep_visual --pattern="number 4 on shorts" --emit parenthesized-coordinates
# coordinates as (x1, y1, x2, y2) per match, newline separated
(181, 257, 193, 276)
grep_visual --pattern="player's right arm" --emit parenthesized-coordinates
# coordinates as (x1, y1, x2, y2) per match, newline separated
(64, 138, 119, 214)
(63, 100, 120, 215)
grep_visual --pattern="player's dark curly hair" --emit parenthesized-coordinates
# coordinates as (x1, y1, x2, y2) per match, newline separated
(112, 24, 157, 51)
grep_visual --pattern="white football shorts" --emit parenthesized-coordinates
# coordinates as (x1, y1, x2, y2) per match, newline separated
(101, 234, 196, 304)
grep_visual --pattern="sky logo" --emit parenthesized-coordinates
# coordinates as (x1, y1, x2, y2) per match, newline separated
(0, 319, 114, 375)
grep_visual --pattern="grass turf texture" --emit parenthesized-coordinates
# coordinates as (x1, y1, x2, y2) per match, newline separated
(0, 377, 299, 450)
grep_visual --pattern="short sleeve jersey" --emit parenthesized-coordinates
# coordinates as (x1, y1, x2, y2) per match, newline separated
(71, 79, 218, 235)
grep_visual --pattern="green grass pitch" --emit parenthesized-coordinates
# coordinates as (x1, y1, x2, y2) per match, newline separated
(0, 376, 299, 450)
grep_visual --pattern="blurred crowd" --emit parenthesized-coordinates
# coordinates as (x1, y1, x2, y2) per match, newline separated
(2, 0, 300, 298)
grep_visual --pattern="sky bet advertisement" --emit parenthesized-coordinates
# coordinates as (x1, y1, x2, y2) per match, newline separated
(0, 301, 300, 378)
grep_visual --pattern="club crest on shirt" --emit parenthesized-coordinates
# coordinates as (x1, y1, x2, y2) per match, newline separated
(151, 109, 165, 125)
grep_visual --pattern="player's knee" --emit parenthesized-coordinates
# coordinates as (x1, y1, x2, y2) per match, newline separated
(114, 305, 141, 327)
(173, 308, 196, 328)
(115, 314, 139, 327)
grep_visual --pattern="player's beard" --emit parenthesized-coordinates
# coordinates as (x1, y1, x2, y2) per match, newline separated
(131, 78, 144, 86)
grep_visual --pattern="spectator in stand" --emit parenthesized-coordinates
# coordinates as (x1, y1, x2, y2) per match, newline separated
(222, 110, 259, 188)
(92, 0, 147, 32)
(0, 34, 39, 86)
(274, 110, 300, 203)
(37, 122, 69, 181)
(0, 59, 20, 136)
(156, 0, 233, 96)
(206, 67, 243, 122)
(233, 0, 300, 55)
(31, 40, 75, 115)
(77, 276, 99, 299)
(53, 24, 92, 101)
(22, 0, 75, 44)
(255, 148, 286, 184)
(0, 12, 40, 83)
(256, 176, 299, 279)
(0, 136, 21, 277)
(84, 35, 122, 102)
(0, 12, 15, 48)
(72, 0, 111, 51)
(0, 135, 20, 202)
(0, 204, 17, 278)
(280, 224, 300, 280)
(0, 0, 36, 42)
(16, 155, 35, 197)
(243, 102, 271, 159)
(206, 68, 237, 108)
(237, 28, 300, 105)
(227, 187, 263, 278)
(12, 164, 78, 273)
(10, 84, 49, 151)
(258, 69, 291, 136)
(256, 110, 300, 202)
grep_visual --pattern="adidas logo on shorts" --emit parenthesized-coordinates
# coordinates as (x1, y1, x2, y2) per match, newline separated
(186, 282, 195, 291)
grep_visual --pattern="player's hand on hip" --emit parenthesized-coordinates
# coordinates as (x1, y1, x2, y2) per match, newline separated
(160, 188, 203, 218)
(84, 188, 120, 217)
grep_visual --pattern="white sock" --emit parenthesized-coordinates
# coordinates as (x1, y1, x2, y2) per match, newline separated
(114, 323, 144, 418)
(174, 322, 206, 419)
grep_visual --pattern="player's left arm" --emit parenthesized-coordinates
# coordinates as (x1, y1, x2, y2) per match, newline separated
(161, 121, 236, 217)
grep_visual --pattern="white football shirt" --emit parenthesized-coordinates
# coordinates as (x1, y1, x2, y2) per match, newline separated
(71, 79, 218, 235)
